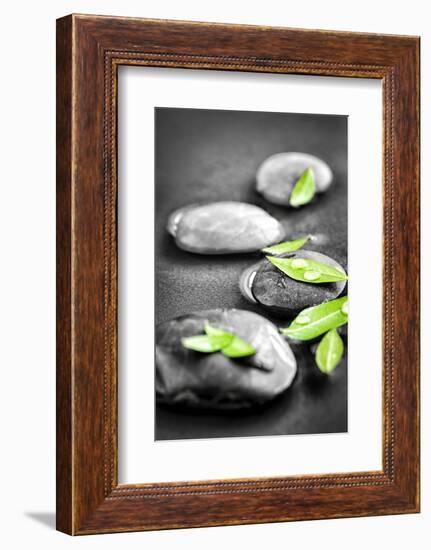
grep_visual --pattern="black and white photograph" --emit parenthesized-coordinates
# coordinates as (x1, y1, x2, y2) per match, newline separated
(155, 106, 348, 441)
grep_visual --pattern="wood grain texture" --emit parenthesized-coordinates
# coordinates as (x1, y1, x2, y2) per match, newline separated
(56, 14, 420, 535)
(56, 16, 73, 535)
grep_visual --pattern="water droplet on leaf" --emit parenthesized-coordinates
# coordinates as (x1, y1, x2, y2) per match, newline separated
(291, 258, 309, 269)
(296, 315, 311, 325)
(304, 270, 320, 281)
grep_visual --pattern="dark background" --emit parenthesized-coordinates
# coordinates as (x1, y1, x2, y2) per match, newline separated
(155, 107, 347, 441)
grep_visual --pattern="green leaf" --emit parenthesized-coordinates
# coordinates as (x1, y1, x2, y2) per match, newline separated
(221, 335, 256, 358)
(204, 321, 233, 351)
(204, 322, 230, 339)
(281, 296, 348, 341)
(204, 322, 234, 348)
(267, 255, 348, 284)
(181, 335, 225, 353)
(262, 235, 310, 256)
(182, 322, 256, 358)
(316, 329, 344, 374)
(289, 167, 315, 207)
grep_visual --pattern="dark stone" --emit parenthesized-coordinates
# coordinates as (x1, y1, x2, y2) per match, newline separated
(250, 250, 346, 317)
(156, 309, 297, 409)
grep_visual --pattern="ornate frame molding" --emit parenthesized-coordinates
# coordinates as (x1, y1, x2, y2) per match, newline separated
(57, 15, 419, 534)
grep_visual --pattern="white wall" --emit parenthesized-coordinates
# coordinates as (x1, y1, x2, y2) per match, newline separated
(0, 1, 428, 548)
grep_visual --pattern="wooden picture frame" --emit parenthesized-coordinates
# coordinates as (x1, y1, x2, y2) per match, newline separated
(56, 14, 420, 535)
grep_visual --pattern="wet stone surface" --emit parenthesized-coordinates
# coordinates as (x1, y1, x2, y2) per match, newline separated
(155, 107, 347, 440)
(249, 250, 347, 318)
(156, 309, 297, 409)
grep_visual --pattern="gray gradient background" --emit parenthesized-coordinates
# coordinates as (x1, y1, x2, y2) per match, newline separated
(155, 107, 347, 441)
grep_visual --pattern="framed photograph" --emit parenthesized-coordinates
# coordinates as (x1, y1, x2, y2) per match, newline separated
(56, 14, 420, 535)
